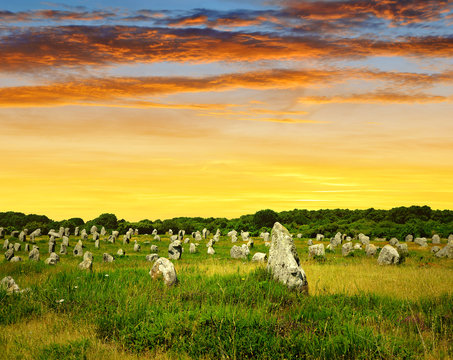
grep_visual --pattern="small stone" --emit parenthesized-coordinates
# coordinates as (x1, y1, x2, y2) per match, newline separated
(83, 251, 93, 262)
(405, 234, 413, 242)
(365, 244, 377, 257)
(251, 252, 267, 262)
(308, 244, 325, 258)
(150, 245, 158, 253)
(103, 253, 114, 262)
(168, 240, 182, 260)
(146, 253, 159, 262)
(134, 241, 141, 252)
(95, 239, 100, 249)
(5, 248, 14, 261)
(1, 276, 21, 294)
(117, 249, 125, 256)
(73, 243, 83, 257)
(78, 259, 92, 271)
(189, 243, 198, 253)
(230, 245, 249, 259)
(377, 245, 400, 265)
(389, 238, 399, 246)
(149, 257, 177, 286)
(341, 242, 353, 257)
(414, 237, 428, 247)
(29, 247, 40, 261)
(10, 256, 22, 262)
(431, 246, 440, 254)
(13, 243, 21, 252)
(207, 246, 215, 255)
(432, 234, 440, 244)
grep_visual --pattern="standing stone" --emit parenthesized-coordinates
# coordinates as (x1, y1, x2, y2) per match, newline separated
(405, 234, 413, 242)
(0, 227, 3, 239)
(29, 229, 40, 243)
(11, 230, 20, 238)
(150, 257, 177, 286)
(432, 235, 440, 244)
(307, 239, 313, 246)
(189, 243, 198, 253)
(296, 234, 302, 239)
(60, 243, 67, 254)
(10, 256, 22, 262)
(414, 237, 428, 247)
(103, 253, 114, 262)
(94, 239, 100, 249)
(230, 245, 249, 259)
(64, 228, 70, 237)
(123, 235, 130, 244)
(353, 243, 362, 250)
(228, 230, 238, 238)
(81, 229, 87, 240)
(184, 237, 190, 244)
(78, 259, 92, 271)
(152, 229, 158, 236)
(5, 248, 14, 261)
(146, 253, 159, 262)
(73, 243, 83, 257)
(431, 246, 440, 254)
(154, 235, 161, 241)
(150, 245, 158, 253)
(388, 238, 398, 246)
(1, 276, 21, 294)
(326, 243, 335, 252)
(308, 244, 325, 258)
(24, 243, 29, 252)
(101, 227, 106, 236)
(168, 240, 182, 260)
(134, 229, 139, 236)
(241, 231, 250, 242)
(92, 232, 100, 241)
(231, 234, 238, 243)
(365, 244, 377, 256)
(358, 233, 370, 245)
(83, 251, 93, 262)
(202, 228, 207, 239)
(396, 243, 409, 260)
(170, 235, 178, 242)
(19, 230, 27, 242)
(377, 245, 400, 265)
(29, 246, 40, 261)
(316, 234, 324, 241)
(207, 246, 215, 255)
(117, 248, 125, 256)
(267, 222, 308, 292)
(48, 230, 60, 238)
(332, 232, 342, 246)
(341, 242, 353, 257)
(448, 234, 453, 244)
(252, 252, 267, 262)
(74, 227, 79, 236)
(58, 227, 64, 238)
(14, 243, 21, 252)
(247, 239, 254, 248)
(62, 236, 69, 247)
(435, 243, 453, 259)
(195, 232, 202, 241)
(45, 252, 60, 265)
(90, 225, 98, 234)
(178, 230, 185, 240)
(48, 241, 55, 254)
(262, 232, 270, 242)
(3, 239, 9, 250)
(134, 241, 141, 252)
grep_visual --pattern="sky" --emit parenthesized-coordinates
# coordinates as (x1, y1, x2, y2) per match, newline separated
(0, 0, 452, 221)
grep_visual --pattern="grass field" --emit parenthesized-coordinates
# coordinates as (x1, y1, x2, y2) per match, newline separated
(1, 233, 452, 359)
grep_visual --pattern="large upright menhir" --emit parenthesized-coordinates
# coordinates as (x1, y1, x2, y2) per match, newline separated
(267, 222, 308, 293)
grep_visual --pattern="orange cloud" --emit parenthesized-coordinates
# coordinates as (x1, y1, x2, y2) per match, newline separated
(1, 26, 452, 72)
(0, 68, 451, 107)
(299, 92, 453, 104)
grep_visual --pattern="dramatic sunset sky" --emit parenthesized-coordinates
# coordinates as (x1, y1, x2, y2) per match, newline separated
(1, 0, 452, 221)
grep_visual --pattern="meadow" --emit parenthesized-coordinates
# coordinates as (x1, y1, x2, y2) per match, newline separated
(1, 233, 452, 359)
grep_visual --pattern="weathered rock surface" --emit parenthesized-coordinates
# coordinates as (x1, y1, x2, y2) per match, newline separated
(1, 276, 21, 294)
(146, 253, 159, 262)
(377, 245, 400, 265)
(251, 252, 267, 262)
(230, 244, 249, 259)
(103, 253, 114, 262)
(342, 242, 353, 257)
(150, 257, 177, 286)
(365, 244, 377, 257)
(267, 222, 308, 292)
(207, 246, 215, 255)
(189, 243, 198, 253)
(29, 246, 40, 261)
(432, 234, 440, 244)
(308, 244, 325, 258)
(168, 240, 182, 260)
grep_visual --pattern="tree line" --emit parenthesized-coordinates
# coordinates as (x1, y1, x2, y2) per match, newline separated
(1, 206, 452, 239)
